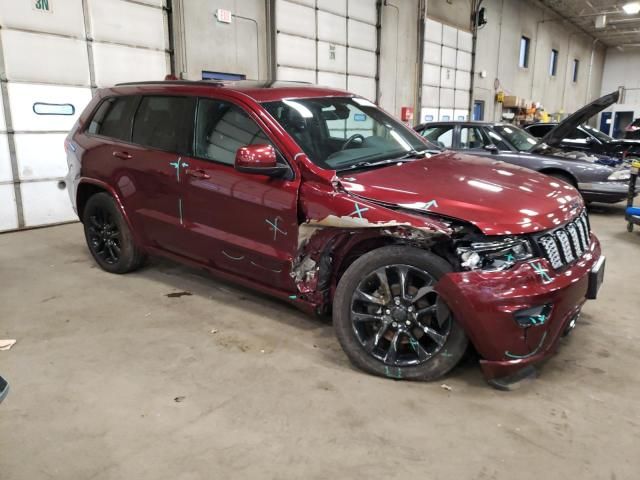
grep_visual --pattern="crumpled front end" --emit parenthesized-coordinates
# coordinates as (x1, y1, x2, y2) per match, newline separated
(435, 234, 602, 383)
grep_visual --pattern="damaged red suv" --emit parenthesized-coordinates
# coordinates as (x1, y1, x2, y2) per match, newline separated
(65, 81, 605, 388)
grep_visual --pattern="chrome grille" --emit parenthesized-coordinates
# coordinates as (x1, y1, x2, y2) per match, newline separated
(566, 223, 583, 257)
(537, 210, 591, 270)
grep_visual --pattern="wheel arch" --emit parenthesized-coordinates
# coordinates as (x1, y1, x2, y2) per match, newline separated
(294, 226, 453, 312)
(538, 168, 577, 186)
(75, 179, 142, 248)
(76, 181, 108, 221)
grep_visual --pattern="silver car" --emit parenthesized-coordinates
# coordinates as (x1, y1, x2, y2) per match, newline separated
(415, 92, 632, 204)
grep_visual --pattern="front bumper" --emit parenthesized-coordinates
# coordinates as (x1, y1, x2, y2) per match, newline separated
(435, 235, 602, 382)
(578, 181, 636, 203)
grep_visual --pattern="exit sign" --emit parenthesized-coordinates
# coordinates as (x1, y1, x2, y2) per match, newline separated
(216, 8, 232, 24)
(33, 0, 53, 13)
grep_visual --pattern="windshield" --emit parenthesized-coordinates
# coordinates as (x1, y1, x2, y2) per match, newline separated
(492, 125, 539, 152)
(262, 97, 430, 171)
(582, 124, 612, 142)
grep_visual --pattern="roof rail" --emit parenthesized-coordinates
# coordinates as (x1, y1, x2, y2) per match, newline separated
(114, 79, 319, 89)
(114, 80, 225, 87)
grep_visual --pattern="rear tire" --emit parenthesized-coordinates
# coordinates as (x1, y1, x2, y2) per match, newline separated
(333, 245, 468, 381)
(83, 193, 146, 274)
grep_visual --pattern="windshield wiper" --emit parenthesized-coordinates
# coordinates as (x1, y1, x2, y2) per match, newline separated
(398, 149, 432, 159)
(337, 156, 419, 172)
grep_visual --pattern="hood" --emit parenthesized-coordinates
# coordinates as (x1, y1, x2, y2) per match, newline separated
(536, 91, 619, 148)
(339, 152, 584, 236)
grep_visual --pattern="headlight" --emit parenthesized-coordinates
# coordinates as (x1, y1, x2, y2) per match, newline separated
(608, 169, 630, 181)
(456, 237, 533, 271)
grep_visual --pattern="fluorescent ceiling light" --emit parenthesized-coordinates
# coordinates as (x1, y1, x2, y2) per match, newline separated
(623, 2, 640, 14)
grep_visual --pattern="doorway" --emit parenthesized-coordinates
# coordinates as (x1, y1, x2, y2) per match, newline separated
(613, 111, 634, 138)
(473, 100, 485, 121)
(599, 111, 612, 135)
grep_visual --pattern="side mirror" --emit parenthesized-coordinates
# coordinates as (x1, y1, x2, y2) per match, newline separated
(234, 144, 289, 177)
(0, 375, 8, 404)
(484, 144, 499, 154)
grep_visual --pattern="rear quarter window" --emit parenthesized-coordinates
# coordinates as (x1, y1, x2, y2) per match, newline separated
(87, 96, 140, 141)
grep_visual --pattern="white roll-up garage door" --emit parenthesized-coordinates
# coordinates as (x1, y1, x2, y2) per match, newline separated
(274, 0, 378, 101)
(0, 0, 169, 232)
(420, 18, 472, 124)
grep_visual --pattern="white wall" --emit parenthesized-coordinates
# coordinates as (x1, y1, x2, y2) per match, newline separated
(0, 0, 169, 231)
(378, 0, 421, 119)
(173, 0, 269, 81)
(600, 49, 640, 135)
(430, 0, 605, 122)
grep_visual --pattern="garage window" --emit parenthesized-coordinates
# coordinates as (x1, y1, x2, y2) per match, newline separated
(572, 59, 580, 82)
(132, 96, 195, 154)
(549, 49, 558, 76)
(519, 36, 530, 68)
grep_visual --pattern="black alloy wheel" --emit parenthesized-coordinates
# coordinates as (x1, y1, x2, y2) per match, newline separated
(82, 193, 146, 274)
(333, 246, 468, 381)
(87, 208, 121, 265)
(350, 264, 451, 367)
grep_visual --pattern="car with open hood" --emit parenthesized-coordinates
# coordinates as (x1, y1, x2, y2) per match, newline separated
(416, 92, 634, 203)
(524, 120, 640, 163)
(65, 80, 605, 389)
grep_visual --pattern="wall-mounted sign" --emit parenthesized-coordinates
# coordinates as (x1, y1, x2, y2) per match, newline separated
(216, 8, 232, 24)
(33, 0, 52, 13)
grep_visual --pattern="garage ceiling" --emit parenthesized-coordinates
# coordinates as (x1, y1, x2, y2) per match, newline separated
(538, 0, 640, 48)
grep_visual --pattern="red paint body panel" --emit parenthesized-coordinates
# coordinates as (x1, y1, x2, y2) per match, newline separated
(66, 81, 603, 384)
(341, 151, 585, 235)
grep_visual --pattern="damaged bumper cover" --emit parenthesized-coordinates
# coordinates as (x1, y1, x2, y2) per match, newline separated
(434, 235, 602, 382)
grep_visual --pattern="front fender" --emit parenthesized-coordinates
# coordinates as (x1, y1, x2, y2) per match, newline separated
(293, 180, 454, 306)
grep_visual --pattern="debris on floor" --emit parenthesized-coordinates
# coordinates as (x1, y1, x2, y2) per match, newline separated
(209, 328, 218, 334)
(440, 383, 452, 391)
(174, 396, 186, 403)
(166, 291, 193, 298)
(0, 339, 16, 351)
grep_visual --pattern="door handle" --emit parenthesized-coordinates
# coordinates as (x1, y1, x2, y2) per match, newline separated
(112, 150, 132, 160)
(185, 168, 210, 179)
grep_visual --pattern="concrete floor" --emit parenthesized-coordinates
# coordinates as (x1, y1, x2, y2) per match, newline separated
(1, 203, 639, 480)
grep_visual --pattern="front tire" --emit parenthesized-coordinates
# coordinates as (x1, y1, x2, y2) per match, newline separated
(83, 193, 146, 274)
(333, 246, 468, 381)
(548, 172, 576, 187)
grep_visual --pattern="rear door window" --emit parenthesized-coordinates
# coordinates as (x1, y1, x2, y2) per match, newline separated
(132, 96, 196, 154)
(459, 126, 490, 149)
(88, 96, 140, 141)
(194, 98, 273, 165)
(421, 126, 454, 149)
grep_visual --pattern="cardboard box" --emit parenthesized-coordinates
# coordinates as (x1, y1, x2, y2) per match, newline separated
(503, 95, 520, 108)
